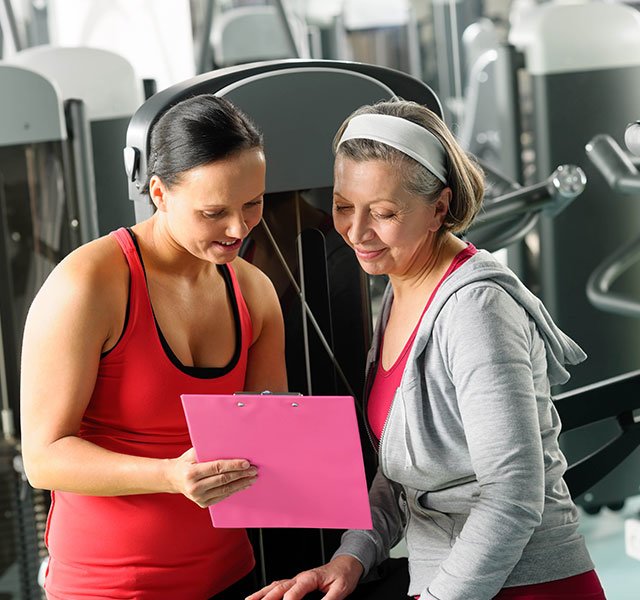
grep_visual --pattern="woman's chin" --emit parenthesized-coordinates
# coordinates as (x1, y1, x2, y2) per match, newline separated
(357, 261, 387, 276)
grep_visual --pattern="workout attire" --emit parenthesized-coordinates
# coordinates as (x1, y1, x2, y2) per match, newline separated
(335, 247, 606, 600)
(367, 244, 477, 441)
(44, 228, 254, 599)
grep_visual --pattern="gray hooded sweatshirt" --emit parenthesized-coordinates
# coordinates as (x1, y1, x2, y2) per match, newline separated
(333, 250, 594, 600)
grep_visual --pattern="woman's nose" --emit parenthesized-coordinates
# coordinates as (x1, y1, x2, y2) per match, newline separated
(226, 213, 249, 239)
(348, 213, 374, 245)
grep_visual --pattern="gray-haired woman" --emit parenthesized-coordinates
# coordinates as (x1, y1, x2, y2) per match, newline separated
(248, 100, 606, 600)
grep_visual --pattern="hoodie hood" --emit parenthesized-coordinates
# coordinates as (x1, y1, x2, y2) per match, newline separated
(373, 249, 586, 387)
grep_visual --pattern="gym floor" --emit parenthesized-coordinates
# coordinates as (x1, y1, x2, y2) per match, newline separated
(578, 494, 640, 600)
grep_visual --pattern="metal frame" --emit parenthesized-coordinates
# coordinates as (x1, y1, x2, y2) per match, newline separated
(124, 58, 444, 213)
(554, 370, 640, 499)
(585, 132, 640, 317)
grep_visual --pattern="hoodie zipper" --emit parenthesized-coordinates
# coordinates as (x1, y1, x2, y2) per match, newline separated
(362, 356, 379, 454)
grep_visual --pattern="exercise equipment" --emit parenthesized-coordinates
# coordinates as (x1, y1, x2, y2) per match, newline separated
(125, 58, 588, 587)
(9, 45, 144, 237)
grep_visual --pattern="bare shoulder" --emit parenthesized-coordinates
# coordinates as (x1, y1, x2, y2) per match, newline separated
(46, 233, 124, 286)
(29, 234, 128, 321)
(230, 257, 281, 339)
(231, 256, 278, 304)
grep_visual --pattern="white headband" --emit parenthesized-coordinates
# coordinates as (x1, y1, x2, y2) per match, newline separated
(337, 113, 448, 184)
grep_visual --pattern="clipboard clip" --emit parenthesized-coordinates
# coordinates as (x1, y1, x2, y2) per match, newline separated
(233, 391, 304, 408)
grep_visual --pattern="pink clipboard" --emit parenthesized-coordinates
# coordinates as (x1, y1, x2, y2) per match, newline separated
(181, 393, 372, 530)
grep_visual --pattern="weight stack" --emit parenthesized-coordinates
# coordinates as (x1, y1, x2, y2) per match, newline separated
(0, 439, 17, 597)
(4, 446, 49, 600)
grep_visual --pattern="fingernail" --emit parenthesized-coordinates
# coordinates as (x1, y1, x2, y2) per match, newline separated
(241, 461, 250, 469)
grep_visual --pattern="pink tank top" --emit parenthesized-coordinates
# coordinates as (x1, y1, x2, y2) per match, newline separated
(368, 244, 477, 441)
(44, 228, 255, 599)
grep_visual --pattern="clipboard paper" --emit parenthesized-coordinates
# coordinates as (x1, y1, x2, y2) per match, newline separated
(181, 394, 373, 530)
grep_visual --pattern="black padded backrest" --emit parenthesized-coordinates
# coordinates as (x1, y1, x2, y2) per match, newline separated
(218, 68, 394, 194)
(124, 59, 442, 216)
(553, 369, 640, 499)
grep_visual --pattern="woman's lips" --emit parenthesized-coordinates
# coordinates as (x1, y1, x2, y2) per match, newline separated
(213, 239, 242, 251)
(354, 247, 385, 260)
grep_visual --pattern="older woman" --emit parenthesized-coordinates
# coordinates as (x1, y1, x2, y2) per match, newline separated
(248, 100, 606, 600)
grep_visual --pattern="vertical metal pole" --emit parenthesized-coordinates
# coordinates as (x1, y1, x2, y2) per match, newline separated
(0, 0, 24, 52)
(448, 0, 464, 105)
(257, 529, 267, 587)
(26, 0, 49, 47)
(295, 197, 312, 396)
(65, 100, 100, 244)
(196, 0, 215, 74)
(272, 0, 301, 58)
(0, 321, 15, 441)
(406, 6, 423, 80)
(494, 45, 525, 184)
(0, 178, 18, 441)
(432, 1, 452, 117)
(331, 12, 351, 61)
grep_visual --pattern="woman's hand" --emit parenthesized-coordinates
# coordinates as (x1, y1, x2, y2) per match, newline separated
(246, 555, 364, 600)
(166, 448, 257, 507)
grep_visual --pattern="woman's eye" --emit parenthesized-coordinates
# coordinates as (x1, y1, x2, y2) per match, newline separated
(373, 212, 394, 220)
(244, 200, 263, 209)
(333, 204, 350, 212)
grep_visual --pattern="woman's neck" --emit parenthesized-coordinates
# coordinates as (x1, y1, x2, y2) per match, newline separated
(389, 233, 467, 303)
(133, 217, 219, 285)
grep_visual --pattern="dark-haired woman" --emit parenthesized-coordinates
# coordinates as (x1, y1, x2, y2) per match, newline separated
(20, 94, 287, 599)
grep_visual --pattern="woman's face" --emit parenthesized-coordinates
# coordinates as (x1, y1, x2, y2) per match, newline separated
(150, 147, 266, 264)
(332, 156, 447, 278)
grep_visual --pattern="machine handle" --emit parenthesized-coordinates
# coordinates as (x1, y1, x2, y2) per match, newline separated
(624, 121, 640, 158)
(586, 233, 640, 318)
(584, 126, 640, 317)
(471, 164, 586, 228)
(585, 134, 640, 194)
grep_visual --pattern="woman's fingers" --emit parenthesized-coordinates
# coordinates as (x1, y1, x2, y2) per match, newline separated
(199, 458, 253, 478)
(245, 579, 285, 599)
(171, 449, 258, 505)
(245, 578, 305, 600)
(189, 465, 258, 507)
(200, 474, 256, 507)
(245, 571, 326, 600)
(260, 578, 309, 600)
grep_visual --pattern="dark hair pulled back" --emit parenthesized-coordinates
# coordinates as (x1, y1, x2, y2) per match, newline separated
(141, 94, 263, 195)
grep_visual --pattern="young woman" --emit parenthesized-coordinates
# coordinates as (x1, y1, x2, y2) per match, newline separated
(20, 94, 287, 599)
(248, 100, 606, 600)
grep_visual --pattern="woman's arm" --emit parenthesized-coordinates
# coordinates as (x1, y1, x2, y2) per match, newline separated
(333, 468, 406, 578)
(424, 285, 546, 600)
(246, 467, 404, 600)
(20, 240, 256, 504)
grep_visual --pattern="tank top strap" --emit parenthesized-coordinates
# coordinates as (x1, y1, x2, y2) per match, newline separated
(224, 263, 253, 349)
(108, 227, 148, 334)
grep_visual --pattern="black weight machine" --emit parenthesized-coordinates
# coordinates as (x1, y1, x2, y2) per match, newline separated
(124, 58, 596, 595)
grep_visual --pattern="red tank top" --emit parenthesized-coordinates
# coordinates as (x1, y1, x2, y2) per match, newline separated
(44, 228, 255, 599)
(368, 243, 477, 441)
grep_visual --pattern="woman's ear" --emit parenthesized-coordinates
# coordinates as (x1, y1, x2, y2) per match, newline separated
(148, 175, 168, 211)
(430, 187, 452, 231)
